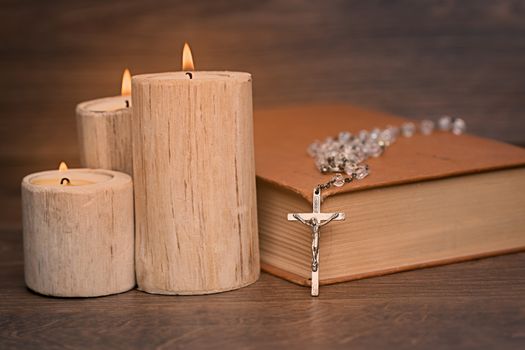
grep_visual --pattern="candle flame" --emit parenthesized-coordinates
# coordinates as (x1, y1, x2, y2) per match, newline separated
(121, 69, 131, 96)
(58, 162, 68, 171)
(182, 42, 195, 71)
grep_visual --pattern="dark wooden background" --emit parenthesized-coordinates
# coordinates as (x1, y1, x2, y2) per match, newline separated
(1, 1, 525, 349)
(1, 0, 525, 227)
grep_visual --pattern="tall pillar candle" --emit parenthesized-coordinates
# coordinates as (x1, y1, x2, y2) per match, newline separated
(76, 69, 133, 175)
(22, 164, 135, 297)
(132, 71, 259, 294)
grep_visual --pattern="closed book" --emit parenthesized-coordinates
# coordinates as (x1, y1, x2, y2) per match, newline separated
(254, 104, 525, 286)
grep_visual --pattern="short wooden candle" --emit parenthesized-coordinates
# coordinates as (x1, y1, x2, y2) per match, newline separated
(76, 70, 133, 175)
(132, 71, 260, 295)
(22, 166, 135, 297)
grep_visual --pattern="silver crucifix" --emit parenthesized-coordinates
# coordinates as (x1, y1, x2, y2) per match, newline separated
(287, 188, 345, 296)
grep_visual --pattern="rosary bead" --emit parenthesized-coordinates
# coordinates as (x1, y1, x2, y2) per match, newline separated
(315, 157, 328, 172)
(332, 173, 345, 187)
(344, 163, 357, 176)
(350, 152, 365, 164)
(338, 131, 351, 143)
(344, 155, 358, 167)
(452, 118, 466, 135)
(379, 129, 395, 146)
(369, 128, 381, 140)
(358, 130, 369, 141)
(420, 120, 435, 135)
(387, 125, 400, 138)
(438, 116, 452, 131)
(327, 150, 338, 159)
(354, 164, 369, 180)
(307, 141, 320, 157)
(401, 122, 416, 137)
(364, 141, 383, 157)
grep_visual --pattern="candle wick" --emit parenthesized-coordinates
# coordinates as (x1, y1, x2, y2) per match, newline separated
(185, 72, 193, 79)
(60, 178, 71, 185)
(125, 100, 130, 108)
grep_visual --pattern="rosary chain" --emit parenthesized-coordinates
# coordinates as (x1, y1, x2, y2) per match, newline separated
(311, 116, 466, 195)
(316, 174, 353, 193)
(299, 115, 466, 297)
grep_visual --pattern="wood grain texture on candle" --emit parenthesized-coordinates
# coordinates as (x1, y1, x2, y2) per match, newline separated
(132, 71, 260, 294)
(76, 96, 132, 175)
(21, 169, 135, 297)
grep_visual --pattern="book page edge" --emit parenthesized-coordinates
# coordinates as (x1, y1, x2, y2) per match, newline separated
(261, 246, 525, 287)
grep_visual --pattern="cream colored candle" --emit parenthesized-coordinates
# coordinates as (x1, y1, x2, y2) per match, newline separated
(76, 69, 133, 175)
(132, 43, 259, 295)
(21, 163, 135, 297)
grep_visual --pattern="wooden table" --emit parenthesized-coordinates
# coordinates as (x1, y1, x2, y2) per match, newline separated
(1, 224, 524, 349)
(2, 1, 525, 349)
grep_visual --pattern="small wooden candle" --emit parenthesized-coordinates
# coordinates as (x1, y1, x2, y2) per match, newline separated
(132, 43, 259, 294)
(22, 162, 135, 297)
(76, 69, 133, 175)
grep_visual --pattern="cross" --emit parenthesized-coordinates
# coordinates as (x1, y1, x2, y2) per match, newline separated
(287, 188, 345, 296)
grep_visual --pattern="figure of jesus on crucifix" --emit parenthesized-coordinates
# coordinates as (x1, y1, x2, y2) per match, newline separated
(287, 188, 345, 296)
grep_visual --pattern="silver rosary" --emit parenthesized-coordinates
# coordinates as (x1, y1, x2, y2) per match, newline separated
(287, 115, 466, 296)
